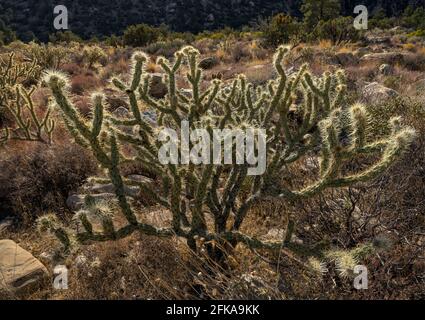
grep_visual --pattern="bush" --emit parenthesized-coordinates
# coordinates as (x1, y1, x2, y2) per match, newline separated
(144, 39, 187, 58)
(82, 45, 107, 69)
(314, 16, 360, 45)
(262, 13, 300, 47)
(0, 19, 16, 46)
(0, 144, 97, 222)
(70, 72, 102, 95)
(49, 31, 82, 44)
(123, 24, 165, 47)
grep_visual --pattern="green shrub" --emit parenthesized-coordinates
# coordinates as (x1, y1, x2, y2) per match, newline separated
(144, 39, 187, 57)
(49, 31, 82, 44)
(123, 24, 165, 47)
(262, 13, 300, 47)
(314, 16, 360, 45)
(0, 19, 16, 46)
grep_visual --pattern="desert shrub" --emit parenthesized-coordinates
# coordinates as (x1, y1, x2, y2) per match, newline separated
(369, 8, 397, 30)
(401, 6, 425, 30)
(247, 40, 269, 60)
(70, 72, 102, 95)
(104, 34, 123, 48)
(400, 52, 425, 71)
(26, 42, 70, 69)
(100, 58, 129, 82)
(123, 24, 165, 48)
(60, 63, 83, 76)
(0, 143, 97, 222)
(230, 42, 250, 62)
(82, 45, 107, 69)
(144, 39, 187, 57)
(49, 31, 82, 44)
(301, 0, 341, 29)
(262, 13, 300, 47)
(407, 29, 425, 38)
(314, 16, 360, 45)
(0, 19, 16, 46)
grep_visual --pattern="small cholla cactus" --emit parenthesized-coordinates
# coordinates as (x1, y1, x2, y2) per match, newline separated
(43, 45, 415, 263)
(25, 42, 69, 69)
(0, 52, 39, 106)
(0, 52, 55, 145)
(82, 45, 107, 69)
(37, 214, 72, 252)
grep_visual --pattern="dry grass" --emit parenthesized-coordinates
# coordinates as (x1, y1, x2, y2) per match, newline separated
(70, 72, 102, 95)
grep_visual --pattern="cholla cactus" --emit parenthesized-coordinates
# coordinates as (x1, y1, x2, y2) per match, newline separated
(0, 85, 55, 145)
(82, 45, 107, 69)
(0, 52, 54, 145)
(0, 52, 39, 106)
(43, 46, 415, 262)
(25, 42, 69, 69)
(37, 214, 72, 252)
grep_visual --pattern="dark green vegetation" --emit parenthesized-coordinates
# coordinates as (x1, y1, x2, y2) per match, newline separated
(2, 0, 425, 43)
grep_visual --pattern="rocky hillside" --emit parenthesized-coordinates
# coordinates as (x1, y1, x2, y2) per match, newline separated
(1, 0, 425, 41)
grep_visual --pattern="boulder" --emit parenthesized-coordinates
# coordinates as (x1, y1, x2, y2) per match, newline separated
(199, 57, 219, 70)
(142, 111, 157, 124)
(127, 175, 154, 184)
(335, 52, 359, 66)
(0, 240, 48, 296)
(361, 82, 399, 105)
(85, 183, 140, 198)
(66, 193, 116, 212)
(353, 47, 370, 58)
(364, 35, 391, 45)
(112, 106, 131, 118)
(379, 64, 392, 75)
(360, 52, 404, 64)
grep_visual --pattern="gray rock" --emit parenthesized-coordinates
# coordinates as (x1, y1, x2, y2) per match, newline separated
(142, 111, 157, 124)
(180, 88, 192, 97)
(199, 57, 219, 70)
(66, 193, 116, 212)
(379, 64, 392, 75)
(361, 82, 399, 105)
(335, 52, 359, 66)
(112, 106, 131, 118)
(364, 35, 391, 45)
(354, 47, 370, 58)
(126, 175, 153, 184)
(85, 183, 140, 198)
(360, 52, 405, 64)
